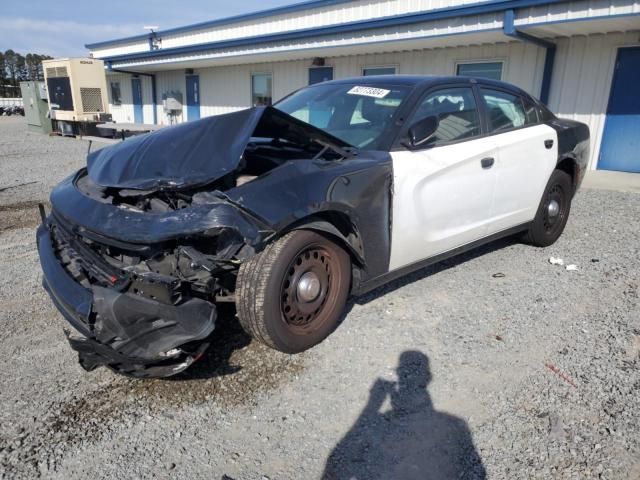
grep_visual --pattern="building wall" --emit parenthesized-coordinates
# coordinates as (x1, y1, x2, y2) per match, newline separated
(91, 0, 494, 58)
(548, 31, 640, 171)
(141, 41, 544, 119)
(106, 30, 640, 171)
(107, 74, 153, 124)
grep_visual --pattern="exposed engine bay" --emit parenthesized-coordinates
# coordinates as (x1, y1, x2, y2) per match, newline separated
(76, 137, 345, 213)
(38, 106, 362, 377)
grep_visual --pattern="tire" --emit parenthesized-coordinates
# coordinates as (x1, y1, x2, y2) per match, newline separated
(525, 169, 573, 247)
(236, 230, 351, 353)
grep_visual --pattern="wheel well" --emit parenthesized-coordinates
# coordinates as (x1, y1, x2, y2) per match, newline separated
(285, 211, 365, 268)
(556, 158, 578, 193)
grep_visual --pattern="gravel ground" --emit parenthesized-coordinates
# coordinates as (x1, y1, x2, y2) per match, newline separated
(0, 115, 638, 479)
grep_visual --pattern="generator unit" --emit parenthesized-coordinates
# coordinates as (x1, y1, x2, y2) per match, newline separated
(43, 58, 111, 135)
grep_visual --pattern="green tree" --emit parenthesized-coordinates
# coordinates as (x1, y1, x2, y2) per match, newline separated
(0, 51, 5, 83)
(4, 49, 25, 86)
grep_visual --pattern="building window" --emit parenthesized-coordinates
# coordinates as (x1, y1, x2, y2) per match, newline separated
(363, 66, 397, 76)
(456, 62, 503, 81)
(308, 67, 333, 85)
(251, 73, 272, 106)
(110, 81, 122, 106)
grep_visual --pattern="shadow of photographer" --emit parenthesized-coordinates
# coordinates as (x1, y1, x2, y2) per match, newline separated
(323, 350, 486, 480)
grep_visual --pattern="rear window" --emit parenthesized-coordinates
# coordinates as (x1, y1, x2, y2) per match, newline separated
(408, 86, 481, 146)
(480, 88, 527, 132)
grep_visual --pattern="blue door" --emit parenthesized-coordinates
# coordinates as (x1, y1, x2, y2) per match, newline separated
(308, 67, 333, 85)
(598, 47, 640, 172)
(131, 78, 143, 124)
(186, 75, 200, 121)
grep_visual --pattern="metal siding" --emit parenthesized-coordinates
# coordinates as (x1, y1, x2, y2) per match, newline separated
(155, 71, 187, 124)
(91, 0, 505, 57)
(171, 42, 544, 120)
(106, 73, 134, 123)
(92, 41, 152, 58)
(548, 31, 639, 170)
(515, 0, 640, 26)
(102, 14, 504, 70)
(107, 30, 639, 173)
(141, 76, 153, 124)
(598, 46, 640, 171)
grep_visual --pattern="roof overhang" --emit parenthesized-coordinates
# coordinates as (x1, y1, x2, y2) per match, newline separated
(105, 29, 509, 72)
(97, 0, 640, 72)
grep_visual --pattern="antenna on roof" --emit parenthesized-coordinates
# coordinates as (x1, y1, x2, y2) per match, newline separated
(144, 26, 161, 50)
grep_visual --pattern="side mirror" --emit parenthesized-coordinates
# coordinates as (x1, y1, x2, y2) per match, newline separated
(406, 115, 439, 149)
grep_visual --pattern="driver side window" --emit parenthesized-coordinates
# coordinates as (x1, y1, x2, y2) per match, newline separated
(409, 87, 481, 147)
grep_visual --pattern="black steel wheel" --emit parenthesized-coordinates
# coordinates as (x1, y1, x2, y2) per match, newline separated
(525, 169, 573, 247)
(236, 230, 351, 353)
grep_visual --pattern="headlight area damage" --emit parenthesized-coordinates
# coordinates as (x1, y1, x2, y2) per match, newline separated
(37, 199, 270, 378)
(37, 106, 362, 378)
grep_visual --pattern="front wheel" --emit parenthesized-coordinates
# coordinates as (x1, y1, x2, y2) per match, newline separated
(236, 230, 351, 353)
(525, 169, 573, 247)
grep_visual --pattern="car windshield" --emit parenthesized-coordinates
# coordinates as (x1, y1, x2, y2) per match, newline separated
(275, 83, 411, 150)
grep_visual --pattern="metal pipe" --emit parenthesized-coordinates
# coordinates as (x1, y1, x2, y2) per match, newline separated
(503, 9, 556, 105)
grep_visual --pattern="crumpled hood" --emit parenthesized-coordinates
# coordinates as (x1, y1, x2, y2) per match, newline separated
(87, 106, 352, 191)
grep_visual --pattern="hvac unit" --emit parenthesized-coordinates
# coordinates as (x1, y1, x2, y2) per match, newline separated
(42, 58, 111, 135)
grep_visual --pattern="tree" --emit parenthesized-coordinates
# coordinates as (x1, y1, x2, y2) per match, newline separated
(4, 49, 25, 85)
(0, 51, 5, 83)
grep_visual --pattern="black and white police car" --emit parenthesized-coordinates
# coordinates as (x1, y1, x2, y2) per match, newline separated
(37, 76, 589, 377)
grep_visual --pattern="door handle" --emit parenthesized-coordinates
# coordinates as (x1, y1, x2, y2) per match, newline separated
(544, 139, 554, 149)
(481, 157, 495, 169)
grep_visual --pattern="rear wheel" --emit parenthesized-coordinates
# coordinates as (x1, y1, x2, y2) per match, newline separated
(236, 230, 351, 353)
(525, 169, 573, 247)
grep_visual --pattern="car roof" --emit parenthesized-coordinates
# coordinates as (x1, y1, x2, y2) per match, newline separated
(318, 75, 531, 97)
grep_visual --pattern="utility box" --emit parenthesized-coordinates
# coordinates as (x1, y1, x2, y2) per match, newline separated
(20, 81, 53, 134)
(162, 90, 183, 124)
(42, 58, 110, 135)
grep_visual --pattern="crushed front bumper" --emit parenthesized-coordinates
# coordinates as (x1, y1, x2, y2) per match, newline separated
(36, 223, 216, 378)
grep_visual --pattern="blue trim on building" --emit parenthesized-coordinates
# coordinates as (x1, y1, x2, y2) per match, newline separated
(108, 65, 158, 123)
(517, 10, 640, 29)
(503, 9, 556, 104)
(503, 9, 554, 48)
(108, 27, 505, 69)
(86, 0, 570, 56)
(539, 46, 556, 104)
(85, 0, 354, 49)
(97, 0, 572, 63)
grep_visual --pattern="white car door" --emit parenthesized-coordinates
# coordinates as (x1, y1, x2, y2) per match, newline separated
(389, 86, 499, 271)
(479, 88, 558, 233)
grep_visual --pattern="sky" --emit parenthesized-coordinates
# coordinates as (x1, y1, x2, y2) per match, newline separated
(1, 0, 298, 57)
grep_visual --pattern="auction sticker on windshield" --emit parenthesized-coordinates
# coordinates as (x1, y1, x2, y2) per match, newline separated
(347, 86, 391, 98)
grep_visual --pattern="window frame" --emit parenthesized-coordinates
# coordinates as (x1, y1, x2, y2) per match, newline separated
(455, 60, 505, 81)
(392, 82, 485, 151)
(362, 65, 399, 76)
(250, 72, 273, 107)
(308, 66, 334, 85)
(109, 81, 122, 106)
(392, 80, 546, 151)
(477, 85, 543, 136)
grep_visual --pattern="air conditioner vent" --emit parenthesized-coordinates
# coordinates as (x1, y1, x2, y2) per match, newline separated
(46, 66, 69, 78)
(80, 87, 103, 112)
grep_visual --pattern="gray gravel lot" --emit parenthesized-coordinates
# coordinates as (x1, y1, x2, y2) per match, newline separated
(0, 115, 638, 479)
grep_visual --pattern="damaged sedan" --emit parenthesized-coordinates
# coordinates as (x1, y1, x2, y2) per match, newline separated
(37, 76, 589, 377)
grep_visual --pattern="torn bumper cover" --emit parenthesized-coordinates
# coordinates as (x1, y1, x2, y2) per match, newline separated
(36, 224, 216, 378)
